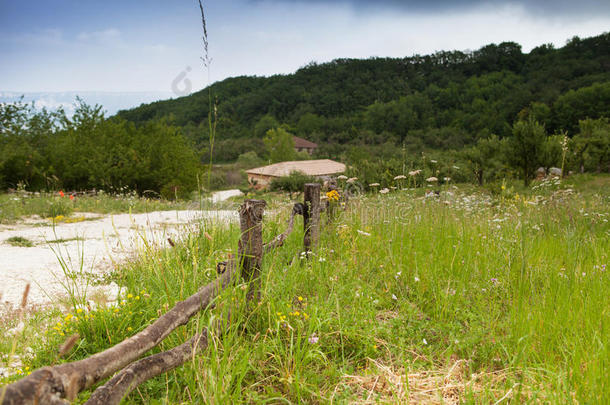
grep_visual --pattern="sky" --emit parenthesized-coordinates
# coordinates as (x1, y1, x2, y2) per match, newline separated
(1, 0, 609, 110)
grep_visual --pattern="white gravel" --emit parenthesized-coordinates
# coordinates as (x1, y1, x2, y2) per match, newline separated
(0, 209, 238, 310)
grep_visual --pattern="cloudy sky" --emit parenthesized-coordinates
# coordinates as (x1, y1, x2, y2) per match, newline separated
(1, 0, 609, 99)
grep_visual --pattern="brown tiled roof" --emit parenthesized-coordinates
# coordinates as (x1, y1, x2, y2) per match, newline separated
(293, 136, 318, 149)
(246, 159, 345, 177)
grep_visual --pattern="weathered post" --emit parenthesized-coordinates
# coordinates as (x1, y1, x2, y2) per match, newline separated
(303, 183, 320, 253)
(238, 199, 266, 302)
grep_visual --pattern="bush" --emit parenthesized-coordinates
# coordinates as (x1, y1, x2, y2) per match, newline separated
(269, 171, 321, 195)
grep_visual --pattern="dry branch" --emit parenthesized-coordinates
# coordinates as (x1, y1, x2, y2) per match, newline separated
(263, 203, 304, 252)
(1, 263, 237, 405)
(84, 332, 208, 405)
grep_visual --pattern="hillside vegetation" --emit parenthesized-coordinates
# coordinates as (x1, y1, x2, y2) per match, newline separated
(117, 33, 609, 164)
(1, 33, 608, 195)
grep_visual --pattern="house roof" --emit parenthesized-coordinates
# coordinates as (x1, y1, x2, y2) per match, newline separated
(246, 159, 345, 178)
(293, 136, 318, 149)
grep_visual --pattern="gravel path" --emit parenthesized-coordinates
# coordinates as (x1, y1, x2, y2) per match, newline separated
(0, 209, 237, 309)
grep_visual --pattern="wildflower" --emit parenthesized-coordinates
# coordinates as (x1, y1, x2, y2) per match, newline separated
(373, 344, 378, 350)
(394, 175, 406, 180)
(443, 177, 451, 182)
(346, 177, 358, 183)
(423, 338, 428, 345)
(59, 190, 65, 197)
(426, 177, 438, 183)
(414, 276, 420, 282)
(127, 293, 133, 299)
(391, 294, 398, 301)
(357, 230, 371, 237)
(337, 175, 348, 180)
(308, 333, 319, 344)
(69, 194, 74, 201)
(379, 188, 390, 194)
(409, 170, 421, 176)
(326, 190, 340, 201)
(452, 165, 460, 170)
(127, 327, 133, 331)
(369, 183, 380, 187)
(298, 296, 303, 301)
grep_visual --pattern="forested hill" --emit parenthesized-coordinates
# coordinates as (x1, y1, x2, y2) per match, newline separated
(117, 33, 610, 161)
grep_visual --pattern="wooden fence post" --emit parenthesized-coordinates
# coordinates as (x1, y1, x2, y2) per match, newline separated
(303, 183, 320, 253)
(238, 199, 266, 302)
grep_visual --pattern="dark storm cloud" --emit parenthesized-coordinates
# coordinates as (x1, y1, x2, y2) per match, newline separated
(253, 0, 610, 17)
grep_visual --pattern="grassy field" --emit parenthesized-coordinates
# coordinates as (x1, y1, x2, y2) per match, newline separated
(1, 175, 608, 403)
(0, 190, 195, 224)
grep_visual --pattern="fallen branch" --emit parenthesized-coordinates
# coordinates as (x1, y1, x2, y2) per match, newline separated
(84, 332, 209, 405)
(1, 262, 237, 405)
(263, 203, 304, 252)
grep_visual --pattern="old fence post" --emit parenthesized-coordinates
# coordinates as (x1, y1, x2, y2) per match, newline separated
(238, 199, 266, 302)
(303, 183, 320, 253)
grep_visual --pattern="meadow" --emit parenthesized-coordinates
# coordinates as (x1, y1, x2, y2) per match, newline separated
(1, 175, 608, 404)
(0, 190, 194, 225)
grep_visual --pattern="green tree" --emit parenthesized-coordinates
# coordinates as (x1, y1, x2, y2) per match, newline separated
(263, 127, 296, 163)
(571, 118, 610, 173)
(506, 117, 547, 185)
(462, 135, 505, 185)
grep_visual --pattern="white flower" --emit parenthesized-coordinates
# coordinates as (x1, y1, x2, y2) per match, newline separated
(408, 170, 421, 176)
(422, 338, 428, 345)
(443, 177, 451, 182)
(393, 175, 406, 180)
(337, 175, 348, 180)
(308, 333, 319, 344)
(357, 229, 371, 236)
(430, 160, 437, 164)
(391, 294, 398, 300)
(346, 177, 358, 183)
(414, 276, 420, 282)
(379, 188, 390, 194)
(369, 183, 380, 187)
(426, 177, 438, 183)
(318, 257, 326, 262)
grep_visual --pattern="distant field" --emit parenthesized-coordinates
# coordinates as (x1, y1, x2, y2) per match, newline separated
(0, 191, 195, 224)
(1, 175, 608, 403)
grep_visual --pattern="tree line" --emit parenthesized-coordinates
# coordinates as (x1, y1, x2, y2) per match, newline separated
(0, 99, 200, 198)
(116, 33, 609, 168)
(2, 33, 608, 195)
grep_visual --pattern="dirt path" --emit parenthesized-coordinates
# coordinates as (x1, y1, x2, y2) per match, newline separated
(0, 209, 237, 310)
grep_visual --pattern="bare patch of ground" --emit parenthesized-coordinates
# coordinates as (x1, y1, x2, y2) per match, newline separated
(0, 209, 237, 310)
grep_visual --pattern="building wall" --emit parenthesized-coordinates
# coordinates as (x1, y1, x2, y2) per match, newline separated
(247, 173, 273, 189)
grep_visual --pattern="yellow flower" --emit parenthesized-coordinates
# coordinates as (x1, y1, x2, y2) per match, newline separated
(297, 296, 303, 301)
(127, 293, 133, 299)
(76, 308, 83, 314)
(326, 190, 340, 201)
(127, 327, 133, 331)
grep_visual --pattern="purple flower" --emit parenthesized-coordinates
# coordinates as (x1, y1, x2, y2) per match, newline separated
(308, 333, 319, 344)
(490, 278, 499, 285)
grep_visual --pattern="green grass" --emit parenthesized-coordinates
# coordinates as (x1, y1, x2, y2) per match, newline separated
(0, 191, 195, 224)
(1, 176, 608, 403)
(4, 236, 34, 247)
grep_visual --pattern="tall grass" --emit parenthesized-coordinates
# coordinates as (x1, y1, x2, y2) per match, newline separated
(1, 177, 608, 403)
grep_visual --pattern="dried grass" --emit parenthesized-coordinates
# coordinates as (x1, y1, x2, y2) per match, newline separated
(341, 358, 536, 404)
